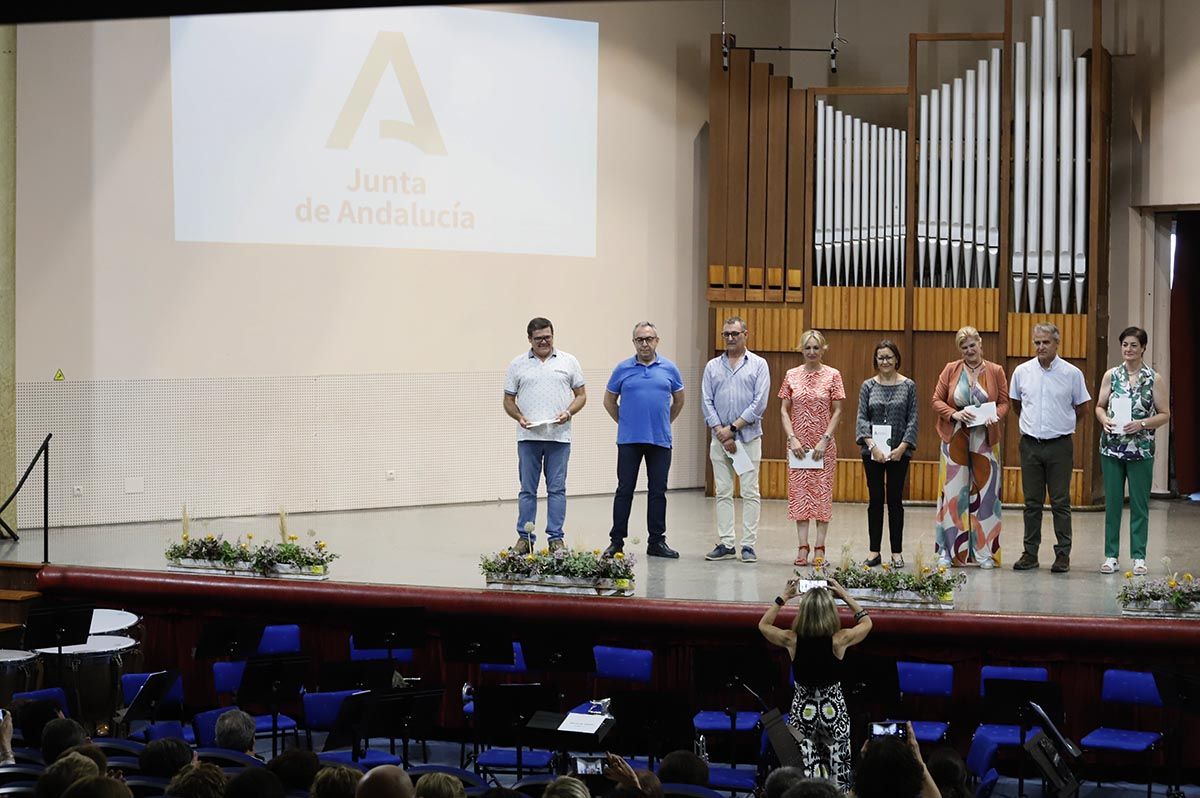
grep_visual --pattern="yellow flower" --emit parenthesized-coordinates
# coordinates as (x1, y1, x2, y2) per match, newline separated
(181, 533, 189, 542)
(881, 562, 891, 571)
(288, 534, 299, 542)
(1124, 571, 1133, 579)
(246, 533, 253, 540)
(539, 548, 549, 556)
(937, 566, 947, 574)
(205, 535, 215, 541)
(525, 554, 535, 562)
(614, 552, 625, 560)
(239, 542, 249, 549)
(316, 541, 327, 551)
(499, 550, 509, 558)
(1168, 579, 1178, 589)
(813, 557, 825, 566)
(1185, 573, 1194, 582)
(593, 549, 602, 556)
(922, 566, 932, 575)
(862, 565, 871, 572)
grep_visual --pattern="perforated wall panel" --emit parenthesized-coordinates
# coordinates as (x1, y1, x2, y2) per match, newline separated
(16, 368, 705, 527)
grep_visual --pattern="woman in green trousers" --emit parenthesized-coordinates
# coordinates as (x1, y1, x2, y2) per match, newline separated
(1094, 326, 1171, 576)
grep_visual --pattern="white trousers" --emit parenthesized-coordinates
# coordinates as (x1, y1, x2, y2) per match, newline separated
(709, 436, 762, 548)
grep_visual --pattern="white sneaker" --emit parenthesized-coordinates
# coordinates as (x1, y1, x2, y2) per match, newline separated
(1132, 559, 1148, 576)
(937, 556, 952, 568)
(1099, 557, 1118, 574)
(978, 559, 995, 570)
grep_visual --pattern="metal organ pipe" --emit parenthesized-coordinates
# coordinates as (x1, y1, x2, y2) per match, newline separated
(987, 48, 1000, 288)
(928, 88, 940, 282)
(1012, 42, 1027, 311)
(939, 84, 951, 287)
(963, 70, 977, 286)
(950, 78, 964, 286)
(815, 100, 826, 285)
(1074, 56, 1087, 313)
(918, 95, 929, 286)
(833, 109, 844, 285)
(1041, 0, 1057, 313)
(1027, 16, 1042, 312)
(1058, 28, 1073, 312)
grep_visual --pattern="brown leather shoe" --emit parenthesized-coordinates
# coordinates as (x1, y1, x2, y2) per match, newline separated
(1012, 553, 1040, 571)
(1051, 552, 1070, 573)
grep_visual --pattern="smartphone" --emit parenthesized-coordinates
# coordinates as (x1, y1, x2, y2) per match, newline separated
(574, 756, 605, 775)
(869, 721, 907, 738)
(796, 579, 828, 593)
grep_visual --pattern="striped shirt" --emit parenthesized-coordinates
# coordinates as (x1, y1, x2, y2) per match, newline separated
(701, 350, 771, 442)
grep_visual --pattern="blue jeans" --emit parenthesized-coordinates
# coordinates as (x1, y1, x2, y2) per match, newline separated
(517, 441, 570, 542)
(610, 443, 672, 545)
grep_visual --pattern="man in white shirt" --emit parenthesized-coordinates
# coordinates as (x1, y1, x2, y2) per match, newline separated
(503, 318, 587, 555)
(1009, 323, 1092, 573)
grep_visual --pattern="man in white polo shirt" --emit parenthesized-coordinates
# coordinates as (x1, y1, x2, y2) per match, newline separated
(1009, 322, 1091, 573)
(503, 317, 587, 555)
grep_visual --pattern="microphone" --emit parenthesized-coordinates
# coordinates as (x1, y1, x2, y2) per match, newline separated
(829, 41, 838, 73)
(722, 35, 730, 72)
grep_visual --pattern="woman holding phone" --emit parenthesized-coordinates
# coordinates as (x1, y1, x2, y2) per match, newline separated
(757, 577, 872, 791)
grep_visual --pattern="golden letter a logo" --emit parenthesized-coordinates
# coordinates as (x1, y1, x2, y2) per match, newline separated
(327, 32, 447, 155)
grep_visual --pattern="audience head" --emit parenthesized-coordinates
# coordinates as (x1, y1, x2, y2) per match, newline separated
(226, 767, 286, 798)
(542, 777, 589, 798)
(657, 750, 708, 787)
(764, 767, 807, 798)
(312, 764, 363, 798)
(780, 779, 839, 798)
(62, 746, 106, 774)
(356, 765, 413, 798)
(214, 709, 256, 755)
(165, 762, 228, 798)
(267, 748, 321, 792)
(792, 586, 839, 638)
(854, 736, 924, 798)
(36, 751, 100, 798)
(16, 699, 65, 747)
(41, 718, 88, 764)
(139, 737, 195, 779)
(926, 747, 970, 798)
(60, 777, 132, 798)
(414, 772, 464, 798)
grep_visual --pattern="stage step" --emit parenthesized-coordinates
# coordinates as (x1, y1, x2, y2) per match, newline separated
(0, 561, 42, 592)
(0, 588, 41, 625)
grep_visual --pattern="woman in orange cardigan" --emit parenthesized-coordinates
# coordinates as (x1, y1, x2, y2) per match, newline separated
(931, 326, 1009, 568)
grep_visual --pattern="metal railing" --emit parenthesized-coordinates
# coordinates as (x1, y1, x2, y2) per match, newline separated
(0, 433, 52, 563)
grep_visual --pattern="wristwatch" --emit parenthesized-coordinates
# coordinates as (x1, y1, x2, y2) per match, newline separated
(1139, 420, 1147, 429)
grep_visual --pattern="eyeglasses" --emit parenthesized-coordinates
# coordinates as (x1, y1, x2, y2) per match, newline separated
(633, 337, 658, 345)
(721, 331, 744, 339)
(531, 335, 553, 343)
(876, 355, 895, 362)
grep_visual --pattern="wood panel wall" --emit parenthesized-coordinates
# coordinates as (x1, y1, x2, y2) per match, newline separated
(704, 9, 1111, 506)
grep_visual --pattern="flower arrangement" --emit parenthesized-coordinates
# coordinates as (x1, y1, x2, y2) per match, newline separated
(799, 542, 966, 602)
(165, 506, 338, 577)
(480, 546, 635, 582)
(1117, 557, 1199, 611)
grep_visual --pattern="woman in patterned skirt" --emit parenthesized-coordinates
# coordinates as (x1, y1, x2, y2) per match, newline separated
(758, 576, 872, 792)
(779, 330, 845, 567)
(1095, 326, 1170, 576)
(931, 326, 1009, 568)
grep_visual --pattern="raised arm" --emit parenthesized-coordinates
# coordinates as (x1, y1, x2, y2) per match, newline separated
(758, 581, 799, 650)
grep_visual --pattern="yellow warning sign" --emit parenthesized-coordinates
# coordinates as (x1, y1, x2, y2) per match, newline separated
(53, 369, 65, 381)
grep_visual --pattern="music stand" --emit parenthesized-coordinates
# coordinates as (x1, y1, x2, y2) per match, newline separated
(238, 655, 309, 757)
(323, 690, 374, 762)
(352, 607, 426, 664)
(368, 686, 445, 765)
(982, 678, 1063, 798)
(525, 708, 615, 777)
(1152, 668, 1200, 798)
(24, 604, 94, 719)
(117, 670, 182, 736)
(193, 619, 263, 661)
(692, 649, 774, 768)
(760, 708, 806, 768)
(1023, 701, 1081, 798)
(473, 683, 557, 779)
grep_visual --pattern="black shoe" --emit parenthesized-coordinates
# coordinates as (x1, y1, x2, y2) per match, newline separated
(1013, 553, 1040, 571)
(1051, 552, 1071, 573)
(862, 554, 882, 568)
(601, 543, 623, 559)
(646, 541, 680, 559)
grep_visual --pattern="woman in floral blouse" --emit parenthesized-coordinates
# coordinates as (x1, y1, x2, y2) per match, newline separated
(1094, 326, 1171, 576)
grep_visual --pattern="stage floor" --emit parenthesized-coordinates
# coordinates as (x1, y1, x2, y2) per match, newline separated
(4, 491, 1198, 618)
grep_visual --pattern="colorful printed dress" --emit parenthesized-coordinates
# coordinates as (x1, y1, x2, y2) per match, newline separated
(933, 367, 1002, 565)
(1099, 364, 1157, 461)
(779, 365, 846, 522)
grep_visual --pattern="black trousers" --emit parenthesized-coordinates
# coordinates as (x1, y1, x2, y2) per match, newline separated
(1019, 434, 1075, 557)
(861, 455, 910, 553)
(610, 443, 672, 545)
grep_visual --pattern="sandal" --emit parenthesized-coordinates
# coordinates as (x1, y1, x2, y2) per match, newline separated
(794, 544, 810, 567)
(813, 545, 826, 565)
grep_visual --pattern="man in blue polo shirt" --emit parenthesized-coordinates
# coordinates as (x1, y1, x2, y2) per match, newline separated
(602, 321, 685, 559)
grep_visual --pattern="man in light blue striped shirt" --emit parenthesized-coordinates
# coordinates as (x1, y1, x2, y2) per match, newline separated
(701, 316, 771, 563)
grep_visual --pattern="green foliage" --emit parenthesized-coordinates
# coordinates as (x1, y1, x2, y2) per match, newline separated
(165, 533, 338, 577)
(1117, 573, 1199, 611)
(800, 562, 966, 601)
(480, 546, 635, 581)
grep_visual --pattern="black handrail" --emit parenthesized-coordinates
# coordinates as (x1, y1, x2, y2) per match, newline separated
(0, 433, 52, 563)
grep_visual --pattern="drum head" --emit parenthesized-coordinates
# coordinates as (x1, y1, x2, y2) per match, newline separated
(90, 610, 140, 636)
(0, 649, 38, 664)
(35, 635, 138, 656)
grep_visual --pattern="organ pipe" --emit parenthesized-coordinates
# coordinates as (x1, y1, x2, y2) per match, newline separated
(1057, 28, 1073, 312)
(1012, 42, 1027, 311)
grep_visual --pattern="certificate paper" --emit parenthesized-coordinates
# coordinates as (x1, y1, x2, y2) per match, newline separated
(1110, 396, 1133, 428)
(730, 442, 758, 476)
(788, 449, 824, 470)
(871, 424, 893, 457)
(558, 713, 607, 733)
(965, 401, 998, 427)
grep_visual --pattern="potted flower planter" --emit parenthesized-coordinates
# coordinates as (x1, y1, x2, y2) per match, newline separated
(847, 587, 954, 610)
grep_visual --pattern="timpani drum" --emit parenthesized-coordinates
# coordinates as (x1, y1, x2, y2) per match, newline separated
(89, 609, 141, 637)
(0, 649, 40, 707)
(36, 635, 140, 730)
